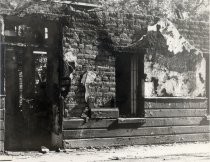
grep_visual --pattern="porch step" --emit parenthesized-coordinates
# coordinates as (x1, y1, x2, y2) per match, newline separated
(118, 118, 146, 124)
(145, 109, 207, 118)
(91, 108, 119, 119)
(63, 125, 210, 139)
(63, 117, 205, 129)
(63, 133, 210, 149)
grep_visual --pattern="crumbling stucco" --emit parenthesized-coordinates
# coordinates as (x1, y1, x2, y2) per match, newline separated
(81, 71, 96, 102)
(148, 19, 203, 56)
(63, 48, 78, 79)
(61, 12, 208, 117)
(144, 19, 206, 97)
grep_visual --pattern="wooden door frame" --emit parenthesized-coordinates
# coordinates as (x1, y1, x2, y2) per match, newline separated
(3, 16, 63, 150)
(116, 51, 145, 117)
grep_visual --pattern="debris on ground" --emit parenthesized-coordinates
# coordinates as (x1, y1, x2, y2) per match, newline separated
(40, 146, 49, 154)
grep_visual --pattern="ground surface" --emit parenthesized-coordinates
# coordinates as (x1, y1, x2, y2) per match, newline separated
(0, 142, 210, 162)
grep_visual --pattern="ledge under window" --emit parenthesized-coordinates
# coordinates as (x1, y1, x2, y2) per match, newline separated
(118, 117, 146, 124)
(144, 97, 207, 100)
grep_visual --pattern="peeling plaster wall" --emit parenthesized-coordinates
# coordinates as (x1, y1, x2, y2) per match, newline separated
(144, 19, 206, 97)
(99, 13, 208, 97)
(144, 57, 206, 97)
(62, 11, 209, 118)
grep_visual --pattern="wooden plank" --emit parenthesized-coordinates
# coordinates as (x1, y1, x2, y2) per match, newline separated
(200, 100, 208, 108)
(0, 109, 4, 119)
(144, 117, 204, 127)
(63, 125, 210, 139)
(91, 108, 119, 119)
(0, 130, 4, 141)
(56, 1, 102, 8)
(118, 118, 146, 124)
(63, 117, 205, 129)
(145, 109, 207, 118)
(0, 141, 4, 151)
(0, 120, 4, 130)
(144, 99, 208, 109)
(0, 97, 5, 109)
(63, 133, 210, 148)
(63, 118, 117, 129)
(131, 55, 134, 114)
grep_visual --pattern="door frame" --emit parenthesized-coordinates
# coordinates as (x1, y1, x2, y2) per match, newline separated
(116, 51, 145, 117)
(4, 15, 63, 150)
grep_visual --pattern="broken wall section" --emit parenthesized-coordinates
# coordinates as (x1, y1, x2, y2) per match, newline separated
(96, 13, 209, 98)
(144, 19, 208, 97)
(62, 14, 116, 118)
(62, 12, 157, 118)
(62, 10, 209, 117)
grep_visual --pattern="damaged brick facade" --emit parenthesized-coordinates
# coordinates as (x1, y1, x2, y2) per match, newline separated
(144, 19, 207, 97)
(62, 13, 116, 117)
(0, 0, 209, 149)
(62, 11, 209, 118)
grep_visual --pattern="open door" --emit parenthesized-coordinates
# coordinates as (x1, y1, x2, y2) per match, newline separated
(5, 17, 61, 150)
(116, 52, 144, 117)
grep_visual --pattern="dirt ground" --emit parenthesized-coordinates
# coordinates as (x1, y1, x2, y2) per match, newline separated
(0, 142, 210, 162)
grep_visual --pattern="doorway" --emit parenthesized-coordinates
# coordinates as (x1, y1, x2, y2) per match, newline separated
(116, 52, 144, 117)
(4, 17, 61, 150)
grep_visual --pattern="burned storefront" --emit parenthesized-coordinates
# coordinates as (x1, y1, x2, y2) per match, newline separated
(0, 1, 209, 151)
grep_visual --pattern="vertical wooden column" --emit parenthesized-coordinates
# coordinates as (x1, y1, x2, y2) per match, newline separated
(130, 54, 138, 115)
(208, 15, 210, 121)
(22, 28, 35, 148)
(137, 50, 145, 117)
(47, 22, 62, 148)
(0, 15, 5, 151)
(208, 48, 210, 120)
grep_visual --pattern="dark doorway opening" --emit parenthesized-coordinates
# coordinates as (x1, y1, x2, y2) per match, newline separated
(116, 52, 144, 117)
(5, 17, 61, 150)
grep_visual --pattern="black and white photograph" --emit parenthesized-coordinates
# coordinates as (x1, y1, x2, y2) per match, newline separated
(0, 0, 210, 161)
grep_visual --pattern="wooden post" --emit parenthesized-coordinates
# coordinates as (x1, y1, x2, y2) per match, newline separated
(208, 14, 210, 121)
(47, 22, 63, 148)
(208, 47, 210, 121)
(0, 15, 5, 151)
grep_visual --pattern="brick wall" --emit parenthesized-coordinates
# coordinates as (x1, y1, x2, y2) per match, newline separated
(62, 11, 209, 118)
(62, 12, 158, 118)
(63, 14, 116, 117)
(174, 20, 209, 54)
